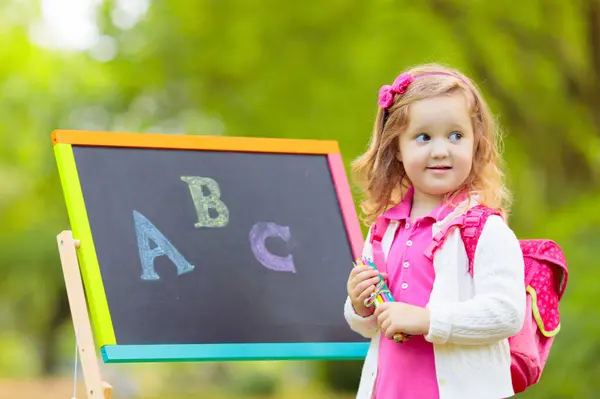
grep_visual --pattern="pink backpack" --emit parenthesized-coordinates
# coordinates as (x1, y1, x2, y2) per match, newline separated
(369, 205, 568, 394)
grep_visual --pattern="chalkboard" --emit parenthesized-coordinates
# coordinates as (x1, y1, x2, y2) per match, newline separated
(52, 130, 368, 363)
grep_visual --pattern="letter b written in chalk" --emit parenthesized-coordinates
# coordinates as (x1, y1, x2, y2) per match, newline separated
(181, 176, 229, 228)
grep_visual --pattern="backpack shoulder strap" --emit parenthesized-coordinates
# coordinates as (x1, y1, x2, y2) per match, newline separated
(460, 205, 502, 275)
(424, 205, 502, 276)
(369, 216, 390, 245)
(369, 216, 391, 273)
(424, 216, 466, 259)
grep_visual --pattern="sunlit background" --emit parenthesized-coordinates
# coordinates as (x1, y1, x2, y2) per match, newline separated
(1, 0, 599, 398)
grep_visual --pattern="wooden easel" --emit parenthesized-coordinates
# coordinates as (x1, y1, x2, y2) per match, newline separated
(57, 230, 113, 399)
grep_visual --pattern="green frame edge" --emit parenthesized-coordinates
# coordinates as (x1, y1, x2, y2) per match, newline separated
(101, 342, 369, 363)
(54, 143, 117, 346)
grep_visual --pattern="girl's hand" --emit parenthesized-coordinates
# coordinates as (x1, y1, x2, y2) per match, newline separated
(374, 302, 430, 338)
(347, 266, 388, 317)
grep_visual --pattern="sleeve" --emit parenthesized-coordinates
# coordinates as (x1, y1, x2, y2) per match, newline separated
(425, 215, 526, 345)
(343, 226, 379, 339)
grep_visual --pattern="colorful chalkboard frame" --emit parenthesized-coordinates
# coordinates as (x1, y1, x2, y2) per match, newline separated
(52, 129, 367, 363)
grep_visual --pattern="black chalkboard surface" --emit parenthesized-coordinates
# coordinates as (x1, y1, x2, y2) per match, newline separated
(53, 130, 368, 362)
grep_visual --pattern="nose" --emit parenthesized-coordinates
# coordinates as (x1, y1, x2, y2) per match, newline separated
(430, 138, 450, 159)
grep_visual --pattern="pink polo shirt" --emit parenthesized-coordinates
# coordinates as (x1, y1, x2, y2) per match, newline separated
(374, 187, 457, 399)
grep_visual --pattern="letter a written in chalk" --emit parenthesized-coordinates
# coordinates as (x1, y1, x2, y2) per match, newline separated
(133, 210, 194, 280)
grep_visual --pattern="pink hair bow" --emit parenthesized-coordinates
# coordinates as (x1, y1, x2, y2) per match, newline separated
(377, 73, 415, 109)
(378, 85, 395, 108)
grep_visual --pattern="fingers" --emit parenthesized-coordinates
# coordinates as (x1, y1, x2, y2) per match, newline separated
(374, 301, 391, 318)
(353, 272, 381, 290)
(356, 284, 376, 304)
(347, 266, 371, 297)
(348, 267, 382, 302)
(376, 311, 400, 339)
(376, 308, 397, 339)
(351, 266, 383, 283)
(380, 319, 392, 336)
(352, 276, 383, 304)
(356, 275, 381, 293)
(376, 310, 384, 327)
(349, 266, 374, 279)
(385, 327, 397, 339)
(348, 267, 375, 290)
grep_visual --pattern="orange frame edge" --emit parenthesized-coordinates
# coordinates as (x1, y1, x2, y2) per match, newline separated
(52, 130, 340, 154)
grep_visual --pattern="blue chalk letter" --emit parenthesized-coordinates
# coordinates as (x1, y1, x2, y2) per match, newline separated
(133, 210, 194, 280)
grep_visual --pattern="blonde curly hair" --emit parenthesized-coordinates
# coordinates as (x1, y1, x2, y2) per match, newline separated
(352, 63, 511, 226)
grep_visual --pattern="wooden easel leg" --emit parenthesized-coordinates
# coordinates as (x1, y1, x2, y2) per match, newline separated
(102, 382, 113, 399)
(57, 230, 113, 399)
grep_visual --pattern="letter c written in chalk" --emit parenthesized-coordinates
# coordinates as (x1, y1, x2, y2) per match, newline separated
(249, 222, 296, 273)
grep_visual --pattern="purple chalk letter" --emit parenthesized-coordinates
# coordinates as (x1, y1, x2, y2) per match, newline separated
(249, 222, 295, 273)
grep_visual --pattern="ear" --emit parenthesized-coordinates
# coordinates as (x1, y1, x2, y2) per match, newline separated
(395, 152, 402, 162)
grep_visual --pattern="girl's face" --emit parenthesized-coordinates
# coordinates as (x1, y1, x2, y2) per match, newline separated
(397, 92, 475, 205)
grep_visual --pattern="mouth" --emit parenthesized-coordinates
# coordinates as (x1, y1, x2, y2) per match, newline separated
(427, 166, 452, 170)
(427, 166, 452, 173)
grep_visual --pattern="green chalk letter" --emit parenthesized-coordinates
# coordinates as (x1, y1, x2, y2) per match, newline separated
(181, 176, 229, 228)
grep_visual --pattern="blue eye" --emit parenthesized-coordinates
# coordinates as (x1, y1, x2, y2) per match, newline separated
(416, 133, 430, 142)
(449, 132, 463, 141)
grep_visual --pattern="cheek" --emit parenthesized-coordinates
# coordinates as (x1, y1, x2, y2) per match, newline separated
(400, 154, 429, 184)
(399, 145, 428, 170)
(455, 146, 474, 172)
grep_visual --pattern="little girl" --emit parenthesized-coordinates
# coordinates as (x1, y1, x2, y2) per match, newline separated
(344, 64, 526, 399)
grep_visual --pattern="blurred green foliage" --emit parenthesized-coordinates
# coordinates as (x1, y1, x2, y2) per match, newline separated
(1, 0, 599, 397)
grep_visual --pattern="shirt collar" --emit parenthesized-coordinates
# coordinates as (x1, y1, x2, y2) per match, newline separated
(382, 186, 468, 222)
(382, 186, 414, 221)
